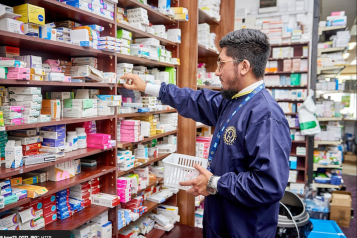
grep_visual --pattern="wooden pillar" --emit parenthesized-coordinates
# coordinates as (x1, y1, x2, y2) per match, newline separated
(177, 0, 199, 227)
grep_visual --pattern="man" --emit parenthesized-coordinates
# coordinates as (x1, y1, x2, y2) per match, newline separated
(122, 29, 291, 238)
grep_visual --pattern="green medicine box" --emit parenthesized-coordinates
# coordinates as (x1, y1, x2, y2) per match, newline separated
(290, 73, 301, 86)
(64, 99, 93, 109)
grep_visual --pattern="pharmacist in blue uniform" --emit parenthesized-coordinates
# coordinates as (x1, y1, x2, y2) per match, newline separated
(122, 29, 291, 238)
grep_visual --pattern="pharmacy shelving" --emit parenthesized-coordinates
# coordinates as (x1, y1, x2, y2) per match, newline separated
(198, 43, 219, 57)
(116, 53, 177, 67)
(117, 153, 171, 177)
(0, 79, 119, 88)
(4, 115, 116, 131)
(196, 124, 209, 129)
(318, 25, 346, 35)
(0, 30, 114, 58)
(236, 10, 307, 19)
(197, 85, 220, 90)
(118, 109, 177, 118)
(117, 0, 177, 25)
(269, 56, 308, 60)
(131, 177, 164, 198)
(117, 130, 179, 148)
(198, 9, 219, 25)
(317, 47, 346, 56)
(0, 148, 112, 179)
(42, 205, 110, 231)
(317, 117, 343, 121)
(313, 164, 342, 171)
(0, 166, 116, 213)
(116, 22, 179, 47)
(266, 85, 308, 89)
(314, 140, 343, 148)
(276, 99, 304, 102)
(316, 90, 356, 94)
(312, 183, 341, 189)
(265, 70, 308, 75)
(317, 66, 346, 75)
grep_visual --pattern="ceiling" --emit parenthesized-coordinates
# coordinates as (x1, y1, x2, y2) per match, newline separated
(320, 0, 357, 76)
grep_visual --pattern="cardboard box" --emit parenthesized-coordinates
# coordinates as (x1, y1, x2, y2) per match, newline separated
(344, 153, 357, 163)
(0, 18, 24, 34)
(330, 191, 352, 227)
(45, 159, 81, 182)
(14, 4, 45, 26)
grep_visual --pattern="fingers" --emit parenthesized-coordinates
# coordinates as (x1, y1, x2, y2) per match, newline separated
(193, 164, 206, 174)
(186, 187, 199, 197)
(179, 179, 194, 187)
(120, 73, 135, 80)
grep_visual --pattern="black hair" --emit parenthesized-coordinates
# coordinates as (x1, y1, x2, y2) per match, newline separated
(219, 29, 271, 79)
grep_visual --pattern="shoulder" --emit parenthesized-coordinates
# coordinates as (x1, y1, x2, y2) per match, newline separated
(244, 89, 288, 127)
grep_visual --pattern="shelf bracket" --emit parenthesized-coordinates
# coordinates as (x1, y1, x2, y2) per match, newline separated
(109, 23, 113, 28)
(109, 55, 113, 60)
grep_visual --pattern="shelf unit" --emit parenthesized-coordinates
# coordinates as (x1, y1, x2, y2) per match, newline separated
(317, 47, 346, 56)
(317, 117, 343, 121)
(314, 140, 343, 148)
(312, 183, 341, 189)
(267, 42, 310, 184)
(236, 10, 307, 19)
(313, 164, 342, 171)
(318, 25, 346, 35)
(1, 0, 184, 236)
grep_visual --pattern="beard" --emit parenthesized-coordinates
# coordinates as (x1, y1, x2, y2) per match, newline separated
(220, 73, 240, 100)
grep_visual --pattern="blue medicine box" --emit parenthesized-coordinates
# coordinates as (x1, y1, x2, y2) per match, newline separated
(308, 219, 346, 238)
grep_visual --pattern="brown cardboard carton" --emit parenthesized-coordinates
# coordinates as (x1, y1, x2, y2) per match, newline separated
(330, 191, 352, 227)
(344, 153, 357, 163)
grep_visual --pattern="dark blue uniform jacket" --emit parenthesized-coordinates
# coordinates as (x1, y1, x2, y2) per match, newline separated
(158, 83, 291, 238)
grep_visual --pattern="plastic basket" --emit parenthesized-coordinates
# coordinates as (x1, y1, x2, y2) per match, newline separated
(162, 153, 208, 190)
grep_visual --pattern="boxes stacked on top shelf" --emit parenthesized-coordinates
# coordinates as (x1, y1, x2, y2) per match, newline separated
(118, 120, 143, 142)
(117, 149, 135, 171)
(117, 7, 127, 24)
(157, 134, 177, 153)
(316, 77, 347, 91)
(319, 11, 346, 27)
(71, 211, 112, 238)
(267, 89, 307, 101)
(198, 24, 218, 51)
(64, 0, 114, 21)
(314, 121, 342, 142)
(316, 99, 342, 118)
(197, 63, 220, 86)
(199, 0, 221, 21)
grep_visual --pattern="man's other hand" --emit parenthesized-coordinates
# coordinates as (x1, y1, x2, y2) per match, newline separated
(179, 164, 213, 197)
(121, 73, 147, 92)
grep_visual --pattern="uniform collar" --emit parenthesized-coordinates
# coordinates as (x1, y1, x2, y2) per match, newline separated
(231, 80, 264, 99)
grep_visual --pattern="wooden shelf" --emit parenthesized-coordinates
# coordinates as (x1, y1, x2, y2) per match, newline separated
(266, 85, 307, 89)
(133, 177, 164, 197)
(198, 9, 219, 25)
(117, 130, 179, 148)
(313, 164, 342, 171)
(276, 99, 304, 102)
(0, 79, 119, 88)
(0, 148, 112, 179)
(198, 44, 219, 57)
(0, 166, 116, 213)
(197, 85, 221, 91)
(117, 22, 179, 47)
(117, 0, 177, 25)
(290, 154, 306, 157)
(317, 66, 345, 75)
(313, 183, 341, 189)
(269, 56, 308, 60)
(290, 127, 301, 129)
(270, 42, 309, 47)
(317, 117, 343, 121)
(0, 30, 114, 58)
(145, 228, 166, 238)
(296, 166, 306, 171)
(5, 115, 115, 131)
(285, 113, 298, 115)
(292, 140, 307, 144)
(343, 118, 357, 122)
(42, 205, 110, 231)
(318, 26, 346, 35)
(118, 109, 177, 118)
(318, 47, 346, 56)
(236, 10, 307, 18)
(265, 71, 308, 75)
(314, 140, 343, 148)
(117, 53, 175, 68)
(196, 124, 209, 129)
(316, 90, 356, 94)
(117, 153, 171, 177)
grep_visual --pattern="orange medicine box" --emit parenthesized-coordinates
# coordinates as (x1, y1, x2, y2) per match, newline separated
(22, 142, 41, 152)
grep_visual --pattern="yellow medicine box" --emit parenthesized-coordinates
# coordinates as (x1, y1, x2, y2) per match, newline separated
(170, 7, 187, 14)
(14, 4, 45, 26)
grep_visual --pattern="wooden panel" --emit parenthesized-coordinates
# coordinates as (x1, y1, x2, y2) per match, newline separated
(161, 223, 203, 238)
(117, 130, 179, 148)
(176, 0, 198, 227)
(198, 9, 219, 25)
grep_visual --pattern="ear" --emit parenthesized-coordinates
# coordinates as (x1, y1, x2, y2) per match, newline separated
(240, 60, 251, 76)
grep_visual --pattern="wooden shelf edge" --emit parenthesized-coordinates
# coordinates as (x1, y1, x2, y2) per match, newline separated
(0, 148, 112, 180)
(117, 130, 179, 148)
(117, 153, 171, 177)
(42, 205, 110, 231)
(116, 53, 176, 67)
(0, 79, 117, 88)
(132, 177, 164, 197)
(0, 166, 116, 213)
(117, 109, 177, 118)
(5, 115, 115, 131)
(198, 9, 219, 25)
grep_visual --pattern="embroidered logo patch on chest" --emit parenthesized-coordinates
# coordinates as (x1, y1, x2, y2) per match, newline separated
(223, 126, 237, 145)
